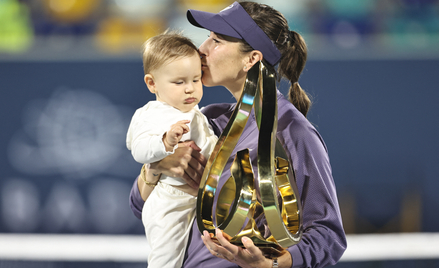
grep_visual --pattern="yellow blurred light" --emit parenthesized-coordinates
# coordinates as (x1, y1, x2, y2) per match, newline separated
(49, 0, 76, 13)
(178, 0, 234, 12)
(95, 17, 165, 53)
(44, 0, 102, 23)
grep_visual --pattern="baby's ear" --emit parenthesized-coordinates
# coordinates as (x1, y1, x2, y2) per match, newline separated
(144, 74, 156, 94)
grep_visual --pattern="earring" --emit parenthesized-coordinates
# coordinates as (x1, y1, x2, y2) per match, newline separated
(244, 66, 247, 70)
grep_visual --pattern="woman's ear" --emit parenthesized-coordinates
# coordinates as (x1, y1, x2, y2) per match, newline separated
(144, 74, 156, 94)
(244, 50, 263, 71)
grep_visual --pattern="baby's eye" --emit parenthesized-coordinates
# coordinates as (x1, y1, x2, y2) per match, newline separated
(174, 81, 183, 85)
(193, 79, 200, 83)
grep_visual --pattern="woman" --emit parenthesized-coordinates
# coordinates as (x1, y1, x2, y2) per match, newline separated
(129, 2, 347, 267)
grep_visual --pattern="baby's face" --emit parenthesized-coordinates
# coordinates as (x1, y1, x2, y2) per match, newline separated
(151, 54, 203, 112)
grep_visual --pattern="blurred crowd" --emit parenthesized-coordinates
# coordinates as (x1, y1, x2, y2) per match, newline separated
(0, 0, 438, 56)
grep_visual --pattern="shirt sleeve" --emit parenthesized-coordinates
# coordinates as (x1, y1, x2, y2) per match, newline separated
(130, 131, 176, 164)
(126, 105, 177, 164)
(281, 121, 346, 268)
(129, 176, 144, 220)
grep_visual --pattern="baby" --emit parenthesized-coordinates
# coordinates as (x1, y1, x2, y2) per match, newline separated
(126, 31, 218, 268)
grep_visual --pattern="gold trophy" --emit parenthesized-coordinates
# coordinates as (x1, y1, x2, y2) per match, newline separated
(196, 61, 303, 256)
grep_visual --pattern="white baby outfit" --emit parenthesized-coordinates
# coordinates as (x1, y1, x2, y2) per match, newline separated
(126, 101, 218, 268)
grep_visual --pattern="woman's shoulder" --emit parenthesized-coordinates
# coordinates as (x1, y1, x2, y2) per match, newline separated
(277, 92, 328, 151)
(277, 92, 309, 126)
(201, 103, 235, 119)
(200, 103, 235, 135)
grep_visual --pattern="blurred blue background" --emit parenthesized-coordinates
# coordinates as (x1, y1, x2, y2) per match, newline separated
(1, 0, 439, 267)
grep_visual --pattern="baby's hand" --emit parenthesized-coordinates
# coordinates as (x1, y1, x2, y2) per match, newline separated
(163, 120, 190, 151)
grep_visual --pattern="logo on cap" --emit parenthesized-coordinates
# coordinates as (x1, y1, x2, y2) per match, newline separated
(220, 2, 235, 13)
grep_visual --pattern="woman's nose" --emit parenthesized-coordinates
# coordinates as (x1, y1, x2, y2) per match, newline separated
(198, 39, 209, 57)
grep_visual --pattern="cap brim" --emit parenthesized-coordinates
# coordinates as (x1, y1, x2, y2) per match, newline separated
(187, 9, 241, 39)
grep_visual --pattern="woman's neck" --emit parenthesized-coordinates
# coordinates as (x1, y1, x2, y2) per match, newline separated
(225, 75, 246, 101)
(230, 89, 242, 101)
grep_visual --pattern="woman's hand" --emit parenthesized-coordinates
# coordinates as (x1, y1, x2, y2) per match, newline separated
(201, 229, 287, 268)
(149, 140, 206, 189)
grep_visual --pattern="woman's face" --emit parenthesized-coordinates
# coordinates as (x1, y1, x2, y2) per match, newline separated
(198, 32, 248, 95)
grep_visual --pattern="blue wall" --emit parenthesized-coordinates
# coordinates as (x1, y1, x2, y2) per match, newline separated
(1, 58, 438, 234)
(301, 59, 439, 233)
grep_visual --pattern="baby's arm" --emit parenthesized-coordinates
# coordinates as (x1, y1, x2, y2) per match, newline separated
(163, 120, 190, 152)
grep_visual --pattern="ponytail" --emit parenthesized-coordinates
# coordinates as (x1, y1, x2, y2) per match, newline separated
(290, 82, 311, 117)
(278, 31, 311, 117)
(239, 2, 312, 117)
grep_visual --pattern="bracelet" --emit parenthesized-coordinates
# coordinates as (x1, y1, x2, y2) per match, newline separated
(272, 258, 278, 268)
(140, 164, 158, 187)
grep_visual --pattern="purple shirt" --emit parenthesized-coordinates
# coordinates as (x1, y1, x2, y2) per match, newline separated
(129, 91, 347, 267)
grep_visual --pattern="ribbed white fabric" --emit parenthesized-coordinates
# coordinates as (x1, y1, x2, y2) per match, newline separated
(142, 182, 197, 268)
(126, 101, 217, 186)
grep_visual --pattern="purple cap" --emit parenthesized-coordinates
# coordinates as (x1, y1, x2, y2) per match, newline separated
(187, 1, 282, 66)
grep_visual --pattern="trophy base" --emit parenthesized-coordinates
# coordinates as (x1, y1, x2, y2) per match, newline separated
(231, 240, 285, 258)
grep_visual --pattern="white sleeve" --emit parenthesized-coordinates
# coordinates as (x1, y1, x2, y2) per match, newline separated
(130, 131, 176, 164)
(126, 105, 177, 164)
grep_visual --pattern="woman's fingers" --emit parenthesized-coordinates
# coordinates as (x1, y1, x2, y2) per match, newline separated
(201, 230, 234, 262)
(201, 230, 221, 256)
(178, 141, 206, 187)
(215, 228, 234, 250)
(215, 229, 239, 261)
(187, 151, 205, 182)
(241, 236, 260, 256)
(209, 229, 272, 268)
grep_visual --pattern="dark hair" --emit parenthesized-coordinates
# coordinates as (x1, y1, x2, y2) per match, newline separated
(238, 1, 311, 117)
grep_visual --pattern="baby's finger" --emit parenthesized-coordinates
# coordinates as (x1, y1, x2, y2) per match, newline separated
(181, 123, 190, 134)
(174, 120, 191, 125)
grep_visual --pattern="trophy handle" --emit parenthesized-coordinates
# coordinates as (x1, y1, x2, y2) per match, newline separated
(257, 63, 303, 247)
(196, 61, 260, 234)
(196, 61, 303, 252)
